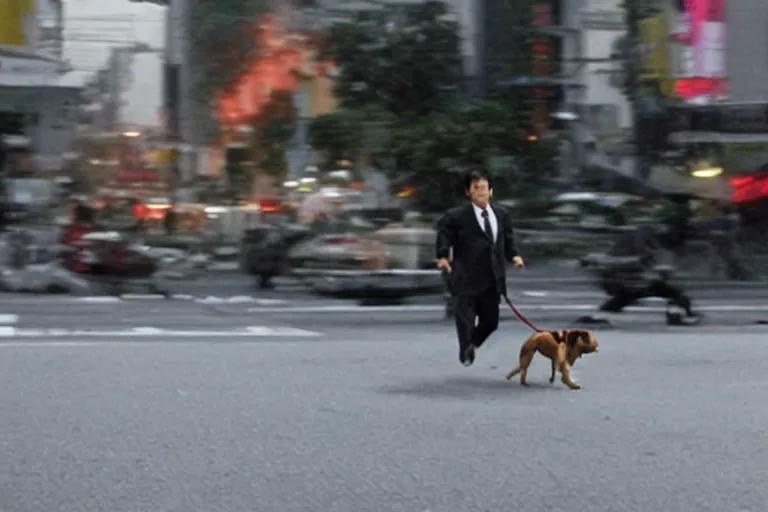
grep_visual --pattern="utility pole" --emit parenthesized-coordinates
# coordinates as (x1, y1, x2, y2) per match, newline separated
(623, 0, 649, 180)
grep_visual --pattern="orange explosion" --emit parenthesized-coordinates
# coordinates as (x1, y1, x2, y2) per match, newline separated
(216, 14, 335, 125)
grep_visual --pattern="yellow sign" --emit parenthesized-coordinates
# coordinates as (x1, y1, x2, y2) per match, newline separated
(0, 0, 34, 46)
(639, 13, 673, 97)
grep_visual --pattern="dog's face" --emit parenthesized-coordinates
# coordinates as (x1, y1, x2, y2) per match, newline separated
(566, 330, 599, 355)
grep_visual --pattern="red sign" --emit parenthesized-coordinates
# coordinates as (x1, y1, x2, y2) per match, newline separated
(675, 77, 727, 101)
(730, 174, 768, 203)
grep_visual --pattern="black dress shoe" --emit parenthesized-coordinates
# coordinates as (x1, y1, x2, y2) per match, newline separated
(461, 345, 476, 367)
(666, 311, 702, 326)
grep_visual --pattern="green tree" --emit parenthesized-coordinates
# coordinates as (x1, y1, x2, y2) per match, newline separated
(307, 109, 365, 170)
(251, 90, 296, 181)
(323, 0, 463, 118)
(385, 100, 556, 212)
(321, 0, 557, 210)
(186, 0, 270, 109)
(308, 106, 394, 171)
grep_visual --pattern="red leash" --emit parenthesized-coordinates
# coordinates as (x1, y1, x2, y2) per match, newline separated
(502, 294, 543, 333)
(442, 269, 545, 333)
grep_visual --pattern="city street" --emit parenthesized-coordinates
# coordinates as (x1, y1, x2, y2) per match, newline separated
(3, 268, 768, 336)
(0, 319, 767, 511)
(0, 274, 766, 511)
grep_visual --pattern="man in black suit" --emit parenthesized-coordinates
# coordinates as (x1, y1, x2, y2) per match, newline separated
(436, 169, 524, 366)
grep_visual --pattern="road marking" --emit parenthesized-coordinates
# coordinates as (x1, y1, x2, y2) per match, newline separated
(246, 303, 768, 314)
(0, 314, 18, 336)
(194, 296, 288, 305)
(70, 295, 291, 305)
(75, 297, 122, 303)
(521, 290, 661, 300)
(0, 326, 320, 338)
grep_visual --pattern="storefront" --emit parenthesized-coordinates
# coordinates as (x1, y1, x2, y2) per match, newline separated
(0, 45, 79, 172)
(667, 102, 768, 205)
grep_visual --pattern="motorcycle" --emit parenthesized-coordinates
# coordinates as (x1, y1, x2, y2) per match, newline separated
(58, 230, 170, 296)
(240, 223, 316, 288)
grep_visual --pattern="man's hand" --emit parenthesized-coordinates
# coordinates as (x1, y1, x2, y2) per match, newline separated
(436, 258, 452, 273)
(513, 256, 525, 268)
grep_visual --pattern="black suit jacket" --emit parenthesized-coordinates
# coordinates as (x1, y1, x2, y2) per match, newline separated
(436, 202, 519, 296)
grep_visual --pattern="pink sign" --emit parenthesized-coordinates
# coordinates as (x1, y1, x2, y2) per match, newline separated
(674, 0, 726, 103)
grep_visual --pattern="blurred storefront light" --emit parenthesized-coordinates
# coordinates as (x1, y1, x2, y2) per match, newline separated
(691, 166, 723, 178)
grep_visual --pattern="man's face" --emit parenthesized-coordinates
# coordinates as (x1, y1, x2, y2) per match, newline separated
(466, 178, 491, 207)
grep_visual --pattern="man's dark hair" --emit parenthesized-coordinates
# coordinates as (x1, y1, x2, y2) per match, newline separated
(462, 168, 491, 191)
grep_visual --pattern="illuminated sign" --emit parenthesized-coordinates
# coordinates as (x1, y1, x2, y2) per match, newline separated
(672, 0, 726, 103)
(531, 2, 553, 128)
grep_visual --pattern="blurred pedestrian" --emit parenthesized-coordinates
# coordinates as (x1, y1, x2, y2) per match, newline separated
(0, 140, 7, 232)
(163, 208, 177, 235)
(436, 168, 524, 367)
(59, 203, 95, 273)
(599, 227, 700, 324)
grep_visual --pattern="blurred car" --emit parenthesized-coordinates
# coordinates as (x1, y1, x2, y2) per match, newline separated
(4, 178, 57, 224)
(239, 215, 443, 297)
(287, 232, 386, 270)
(547, 192, 648, 230)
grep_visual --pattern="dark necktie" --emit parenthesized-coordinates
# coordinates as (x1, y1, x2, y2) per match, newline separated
(481, 209, 493, 241)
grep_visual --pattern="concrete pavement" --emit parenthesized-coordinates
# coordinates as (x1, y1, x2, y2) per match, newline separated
(1, 327, 767, 511)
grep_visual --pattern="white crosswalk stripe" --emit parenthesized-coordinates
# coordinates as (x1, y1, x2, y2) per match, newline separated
(0, 312, 320, 339)
(0, 326, 321, 339)
(73, 295, 291, 306)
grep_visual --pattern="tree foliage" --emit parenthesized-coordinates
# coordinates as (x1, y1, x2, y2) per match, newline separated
(386, 100, 557, 211)
(251, 90, 296, 180)
(307, 107, 394, 170)
(307, 108, 364, 170)
(317, 0, 557, 211)
(186, 0, 271, 106)
(324, 1, 463, 118)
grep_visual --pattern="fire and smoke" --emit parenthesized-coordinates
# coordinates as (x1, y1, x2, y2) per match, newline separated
(216, 13, 335, 126)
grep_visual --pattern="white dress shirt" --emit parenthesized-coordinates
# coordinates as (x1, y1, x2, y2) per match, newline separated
(472, 202, 498, 242)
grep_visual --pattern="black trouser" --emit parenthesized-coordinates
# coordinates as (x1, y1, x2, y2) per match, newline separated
(454, 285, 500, 353)
(599, 278, 694, 315)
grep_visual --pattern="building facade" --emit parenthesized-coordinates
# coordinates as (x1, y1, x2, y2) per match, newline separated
(724, 0, 768, 102)
(578, 2, 630, 131)
(32, 0, 64, 61)
(0, 0, 77, 172)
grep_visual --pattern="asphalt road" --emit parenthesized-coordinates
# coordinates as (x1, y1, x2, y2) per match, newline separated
(3, 287, 768, 337)
(1, 322, 767, 512)
(176, 266, 768, 298)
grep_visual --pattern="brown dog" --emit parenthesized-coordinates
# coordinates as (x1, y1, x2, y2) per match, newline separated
(504, 330, 599, 390)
